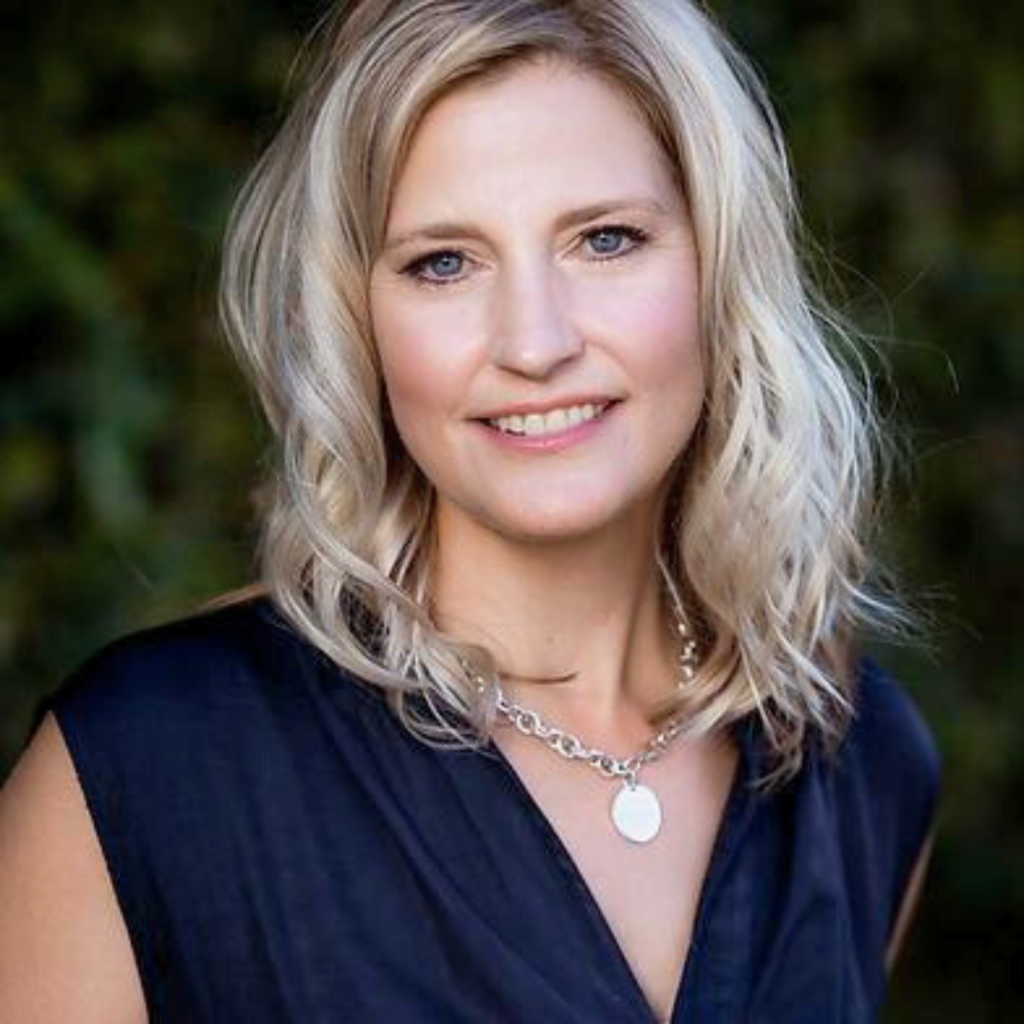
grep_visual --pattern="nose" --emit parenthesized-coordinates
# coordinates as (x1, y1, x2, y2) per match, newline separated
(489, 260, 584, 379)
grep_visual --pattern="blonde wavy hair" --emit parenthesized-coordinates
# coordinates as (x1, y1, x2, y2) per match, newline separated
(216, 0, 913, 790)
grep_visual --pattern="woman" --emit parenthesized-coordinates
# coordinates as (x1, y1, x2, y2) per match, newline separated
(0, 1, 941, 1021)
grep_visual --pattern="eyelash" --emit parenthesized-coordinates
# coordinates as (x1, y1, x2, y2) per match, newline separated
(399, 223, 651, 289)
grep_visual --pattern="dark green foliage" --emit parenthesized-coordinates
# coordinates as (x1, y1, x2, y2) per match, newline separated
(1, 1, 1020, 1017)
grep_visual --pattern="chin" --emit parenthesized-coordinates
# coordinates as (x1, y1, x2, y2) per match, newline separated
(477, 494, 644, 545)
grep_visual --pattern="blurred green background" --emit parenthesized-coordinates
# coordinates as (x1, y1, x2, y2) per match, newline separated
(1, 1, 1020, 1019)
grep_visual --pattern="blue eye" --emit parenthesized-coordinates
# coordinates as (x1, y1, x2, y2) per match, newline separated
(425, 252, 464, 277)
(585, 225, 648, 257)
(403, 250, 465, 286)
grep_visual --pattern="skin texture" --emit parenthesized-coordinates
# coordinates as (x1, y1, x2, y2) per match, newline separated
(370, 57, 705, 735)
(0, 714, 148, 1023)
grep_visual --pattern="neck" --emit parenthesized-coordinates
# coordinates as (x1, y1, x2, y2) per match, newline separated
(429, 496, 683, 737)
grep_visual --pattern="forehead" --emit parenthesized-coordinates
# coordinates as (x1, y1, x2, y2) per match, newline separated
(386, 58, 682, 225)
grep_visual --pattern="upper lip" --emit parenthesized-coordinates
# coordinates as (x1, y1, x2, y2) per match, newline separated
(475, 394, 621, 420)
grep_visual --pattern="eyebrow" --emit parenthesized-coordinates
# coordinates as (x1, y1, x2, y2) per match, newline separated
(381, 198, 672, 254)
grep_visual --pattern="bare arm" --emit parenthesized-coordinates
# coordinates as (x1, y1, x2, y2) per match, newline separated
(884, 823, 937, 973)
(0, 712, 148, 1023)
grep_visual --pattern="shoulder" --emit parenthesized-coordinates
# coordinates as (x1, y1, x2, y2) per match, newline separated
(30, 596, 374, 775)
(49, 597, 294, 704)
(37, 597, 348, 731)
(842, 655, 944, 811)
(11, 597, 373, 1019)
(830, 656, 943, 899)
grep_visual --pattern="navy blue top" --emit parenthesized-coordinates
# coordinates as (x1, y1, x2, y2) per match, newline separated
(33, 597, 941, 1023)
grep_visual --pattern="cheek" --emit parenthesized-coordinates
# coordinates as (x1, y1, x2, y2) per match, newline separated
(371, 288, 479, 426)
(598, 271, 704, 399)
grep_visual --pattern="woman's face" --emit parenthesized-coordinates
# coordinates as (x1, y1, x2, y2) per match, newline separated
(369, 58, 704, 544)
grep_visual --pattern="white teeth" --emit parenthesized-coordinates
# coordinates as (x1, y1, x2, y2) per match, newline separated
(542, 408, 568, 433)
(524, 413, 545, 436)
(489, 402, 610, 437)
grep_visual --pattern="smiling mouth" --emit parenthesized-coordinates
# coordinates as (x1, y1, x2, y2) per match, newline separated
(479, 399, 620, 439)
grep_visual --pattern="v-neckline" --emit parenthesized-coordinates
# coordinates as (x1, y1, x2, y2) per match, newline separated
(484, 715, 761, 1024)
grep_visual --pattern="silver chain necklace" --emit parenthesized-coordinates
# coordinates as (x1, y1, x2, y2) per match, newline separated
(468, 619, 700, 844)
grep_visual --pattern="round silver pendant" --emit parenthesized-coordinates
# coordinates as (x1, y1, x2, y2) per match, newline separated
(611, 781, 662, 843)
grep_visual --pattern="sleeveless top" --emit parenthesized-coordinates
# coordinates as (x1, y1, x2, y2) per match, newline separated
(31, 597, 942, 1023)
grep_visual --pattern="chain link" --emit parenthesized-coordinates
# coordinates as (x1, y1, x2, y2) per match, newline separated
(494, 688, 689, 782)
(467, 611, 701, 787)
